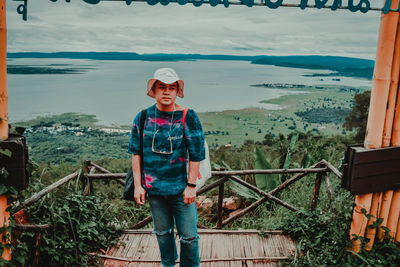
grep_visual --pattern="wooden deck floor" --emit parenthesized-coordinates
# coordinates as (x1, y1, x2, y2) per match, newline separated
(101, 229, 296, 267)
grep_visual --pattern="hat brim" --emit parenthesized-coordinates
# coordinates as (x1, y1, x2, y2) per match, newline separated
(147, 79, 184, 98)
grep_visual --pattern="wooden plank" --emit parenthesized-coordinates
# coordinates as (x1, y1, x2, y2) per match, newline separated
(263, 235, 278, 258)
(124, 229, 284, 234)
(141, 234, 159, 262)
(113, 234, 130, 257)
(353, 159, 400, 178)
(126, 233, 145, 258)
(351, 173, 400, 195)
(353, 146, 400, 164)
(243, 235, 254, 267)
(104, 231, 295, 266)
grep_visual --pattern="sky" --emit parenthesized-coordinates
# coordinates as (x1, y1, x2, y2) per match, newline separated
(6, 0, 385, 59)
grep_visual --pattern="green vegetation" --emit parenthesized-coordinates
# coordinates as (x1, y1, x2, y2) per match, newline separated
(295, 107, 351, 124)
(343, 90, 371, 142)
(8, 85, 399, 266)
(11, 83, 368, 165)
(6, 159, 150, 266)
(5, 128, 400, 266)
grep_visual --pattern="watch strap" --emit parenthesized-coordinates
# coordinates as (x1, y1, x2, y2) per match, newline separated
(187, 182, 196, 188)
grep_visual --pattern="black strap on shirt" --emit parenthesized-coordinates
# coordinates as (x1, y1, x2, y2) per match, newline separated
(139, 109, 147, 179)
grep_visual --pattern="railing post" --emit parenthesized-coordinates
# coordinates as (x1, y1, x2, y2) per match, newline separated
(217, 182, 224, 229)
(311, 172, 324, 210)
(83, 167, 95, 196)
(324, 175, 337, 214)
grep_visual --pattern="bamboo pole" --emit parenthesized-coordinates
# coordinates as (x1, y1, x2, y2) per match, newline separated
(382, 13, 400, 147)
(364, 192, 381, 251)
(364, 0, 399, 149)
(396, 213, 400, 242)
(386, 189, 400, 239)
(377, 190, 394, 241)
(375, 11, 400, 243)
(0, 0, 6, 140)
(389, 20, 400, 243)
(0, 196, 10, 261)
(392, 84, 400, 145)
(349, 0, 400, 253)
(0, 1, 10, 261)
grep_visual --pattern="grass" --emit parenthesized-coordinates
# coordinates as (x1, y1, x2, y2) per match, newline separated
(197, 84, 370, 148)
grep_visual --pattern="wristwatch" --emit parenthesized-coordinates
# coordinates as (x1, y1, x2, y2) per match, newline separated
(187, 182, 196, 188)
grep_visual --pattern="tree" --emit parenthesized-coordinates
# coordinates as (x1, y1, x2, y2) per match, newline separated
(343, 90, 370, 142)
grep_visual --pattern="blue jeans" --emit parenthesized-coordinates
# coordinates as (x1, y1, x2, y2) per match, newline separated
(148, 194, 200, 267)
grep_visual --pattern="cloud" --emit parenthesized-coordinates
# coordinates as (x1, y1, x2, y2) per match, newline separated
(6, 0, 383, 58)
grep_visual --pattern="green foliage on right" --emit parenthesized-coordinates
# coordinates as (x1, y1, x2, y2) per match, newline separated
(343, 90, 371, 142)
(282, 208, 400, 266)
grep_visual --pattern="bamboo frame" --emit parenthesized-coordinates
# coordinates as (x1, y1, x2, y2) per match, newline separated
(349, 0, 400, 253)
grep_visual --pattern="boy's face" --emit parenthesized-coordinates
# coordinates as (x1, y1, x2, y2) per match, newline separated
(153, 81, 178, 108)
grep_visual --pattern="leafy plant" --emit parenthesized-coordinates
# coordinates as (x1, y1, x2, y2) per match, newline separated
(27, 192, 122, 266)
(254, 146, 279, 191)
(282, 206, 400, 266)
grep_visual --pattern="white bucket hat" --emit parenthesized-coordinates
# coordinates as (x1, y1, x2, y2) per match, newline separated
(147, 68, 184, 98)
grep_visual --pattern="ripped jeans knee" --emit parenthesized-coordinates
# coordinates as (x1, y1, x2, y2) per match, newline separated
(180, 235, 199, 244)
(154, 227, 174, 236)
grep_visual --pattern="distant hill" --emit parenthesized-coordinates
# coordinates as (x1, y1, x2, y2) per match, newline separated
(251, 55, 374, 79)
(8, 52, 374, 79)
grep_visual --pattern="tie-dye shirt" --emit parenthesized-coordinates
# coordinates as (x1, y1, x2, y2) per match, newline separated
(128, 104, 206, 196)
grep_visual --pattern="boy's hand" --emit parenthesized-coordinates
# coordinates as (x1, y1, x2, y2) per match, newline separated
(183, 186, 196, 205)
(134, 186, 146, 205)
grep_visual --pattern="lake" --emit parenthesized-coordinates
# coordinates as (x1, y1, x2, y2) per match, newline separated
(7, 58, 372, 126)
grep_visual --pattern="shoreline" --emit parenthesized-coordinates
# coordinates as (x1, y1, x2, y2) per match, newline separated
(13, 83, 369, 148)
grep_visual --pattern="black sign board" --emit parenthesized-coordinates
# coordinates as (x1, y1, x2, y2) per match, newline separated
(342, 145, 400, 195)
(0, 134, 29, 191)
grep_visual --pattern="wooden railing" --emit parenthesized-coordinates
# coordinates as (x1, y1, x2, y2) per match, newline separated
(83, 159, 342, 229)
(11, 159, 342, 231)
